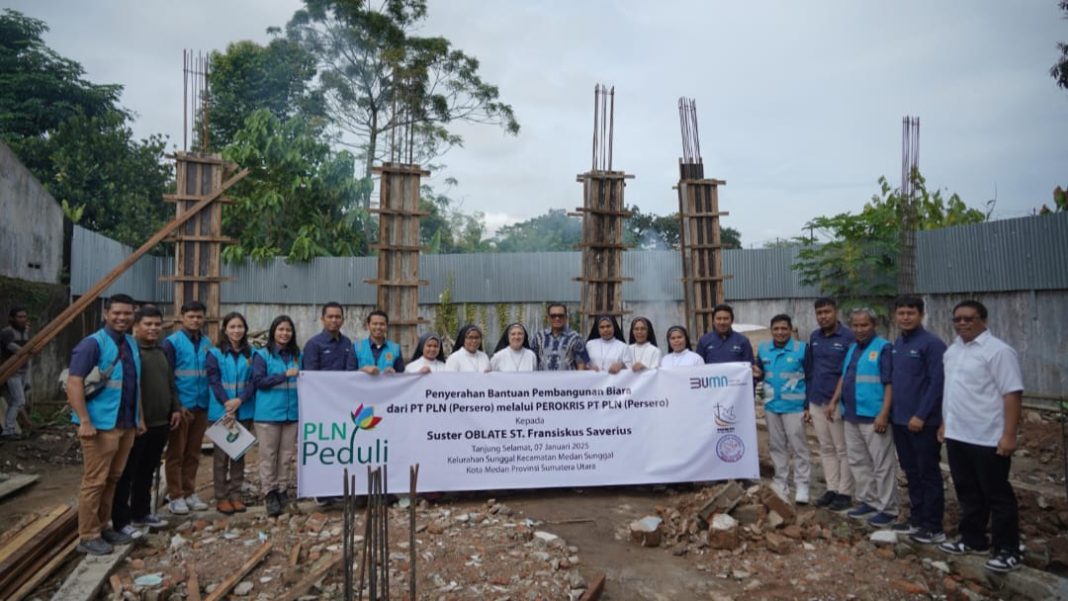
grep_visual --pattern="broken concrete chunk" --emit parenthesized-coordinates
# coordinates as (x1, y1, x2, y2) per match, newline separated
(629, 516, 663, 547)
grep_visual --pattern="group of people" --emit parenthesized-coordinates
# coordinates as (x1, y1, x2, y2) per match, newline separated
(60, 294, 1026, 574)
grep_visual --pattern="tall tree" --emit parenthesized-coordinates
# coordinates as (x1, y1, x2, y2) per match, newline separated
(420, 182, 491, 253)
(1053, 1, 1068, 90)
(221, 110, 369, 262)
(206, 35, 324, 149)
(286, 0, 520, 209)
(493, 209, 582, 252)
(794, 174, 986, 314)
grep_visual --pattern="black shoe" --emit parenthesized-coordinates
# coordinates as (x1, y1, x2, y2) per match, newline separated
(265, 490, 283, 517)
(828, 493, 852, 512)
(813, 490, 837, 507)
(76, 537, 114, 555)
(100, 528, 133, 545)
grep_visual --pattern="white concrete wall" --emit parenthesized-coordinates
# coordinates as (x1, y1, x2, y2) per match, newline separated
(0, 141, 63, 284)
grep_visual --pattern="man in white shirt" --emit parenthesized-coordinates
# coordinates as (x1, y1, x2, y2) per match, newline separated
(937, 300, 1024, 573)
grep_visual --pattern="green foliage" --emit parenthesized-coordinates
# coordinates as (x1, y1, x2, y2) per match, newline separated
(1053, 1, 1068, 91)
(463, 303, 477, 329)
(1041, 186, 1068, 214)
(495, 303, 509, 337)
(493, 209, 582, 252)
(420, 182, 491, 253)
(794, 173, 986, 313)
(433, 273, 459, 349)
(286, 0, 519, 208)
(221, 109, 369, 262)
(206, 37, 324, 149)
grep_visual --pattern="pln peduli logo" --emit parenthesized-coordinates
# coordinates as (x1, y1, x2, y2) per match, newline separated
(352, 403, 383, 431)
(302, 401, 389, 466)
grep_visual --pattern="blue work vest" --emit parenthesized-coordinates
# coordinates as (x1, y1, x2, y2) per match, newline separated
(758, 339, 807, 414)
(207, 348, 255, 422)
(72, 329, 141, 430)
(355, 339, 400, 371)
(167, 331, 213, 410)
(842, 336, 890, 418)
(254, 349, 300, 422)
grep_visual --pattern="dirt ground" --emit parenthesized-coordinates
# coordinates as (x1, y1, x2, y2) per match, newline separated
(1, 411, 1066, 601)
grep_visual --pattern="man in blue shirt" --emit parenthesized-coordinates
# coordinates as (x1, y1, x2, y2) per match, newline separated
(531, 303, 587, 371)
(67, 293, 142, 555)
(695, 304, 761, 379)
(807, 298, 855, 511)
(356, 310, 405, 374)
(889, 296, 947, 544)
(303, 302, 357, 371)
(827, 307, 897, 528)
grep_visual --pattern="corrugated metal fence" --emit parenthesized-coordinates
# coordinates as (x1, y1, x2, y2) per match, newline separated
(70, 212, 1068, 303)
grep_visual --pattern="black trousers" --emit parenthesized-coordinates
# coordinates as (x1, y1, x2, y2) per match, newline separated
(892, 423, 944, 532)
(111, 424, 169, 529)
(946, 438, 1019, 554)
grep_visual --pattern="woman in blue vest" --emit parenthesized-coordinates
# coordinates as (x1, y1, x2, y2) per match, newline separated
(757, 314, 812, 504)
(205, 312, 256, 515)
(252, 315, 301, 517)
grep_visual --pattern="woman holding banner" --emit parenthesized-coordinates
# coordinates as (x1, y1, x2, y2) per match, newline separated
(407, 333, 447, 373)
(585, 315, 632, 374)
(660, 326, 704, 368)
(251, 315, 301, 517)
(446, 324, 491, 372)
(490, 323, 538, 372)
(205, 312, 256, 515)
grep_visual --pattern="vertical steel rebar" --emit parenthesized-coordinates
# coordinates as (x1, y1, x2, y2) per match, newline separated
(409, 464, 418, 599)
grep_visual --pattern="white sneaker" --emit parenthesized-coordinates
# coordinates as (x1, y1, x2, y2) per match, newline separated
(795, 487, 810, 505)
(168, 498, 189, 515)
(119, 524, 144, 540)
(185, 494, 209, 511)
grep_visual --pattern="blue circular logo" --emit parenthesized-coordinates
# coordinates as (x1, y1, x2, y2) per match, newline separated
(716, 434, 745, 463)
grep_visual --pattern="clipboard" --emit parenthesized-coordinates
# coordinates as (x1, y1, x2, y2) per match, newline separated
(205, 418, 257, 460)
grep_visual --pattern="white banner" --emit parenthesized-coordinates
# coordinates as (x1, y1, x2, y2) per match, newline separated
(296, 363, 758, 496)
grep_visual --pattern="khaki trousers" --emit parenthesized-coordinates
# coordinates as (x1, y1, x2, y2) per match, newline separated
(165, 409, 208, 499)
(78, 427, 135, 540)
(844, 420, 899, 514)
(213, 419, 252, 501)
(255, 422, 297, 495)
(810, 404, 854, 496)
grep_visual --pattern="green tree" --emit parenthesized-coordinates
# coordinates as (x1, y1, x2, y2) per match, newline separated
(286, 0, 519, 209)
(624, 205, 740, 250)
(794, 174, 986, 313)
(206, 36, 323, 149)
(221, 110, 369, 262)
(1052, 1, 1068, 90)
(493, 209, 582, 252)
(420, 182, 491, 253)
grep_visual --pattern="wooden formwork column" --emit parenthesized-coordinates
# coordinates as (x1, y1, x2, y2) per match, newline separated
(677, 176, 731, 338)
(368, 162, 430, 358)
(164, 152, 236, 340)
(574, 170, 633, 334)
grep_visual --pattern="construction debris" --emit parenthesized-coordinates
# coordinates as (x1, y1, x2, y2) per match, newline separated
(0, 472, 39, 501)
(0, 503, 77, 599)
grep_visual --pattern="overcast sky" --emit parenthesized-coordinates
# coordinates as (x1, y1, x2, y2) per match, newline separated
(6, 1, 1067, 245)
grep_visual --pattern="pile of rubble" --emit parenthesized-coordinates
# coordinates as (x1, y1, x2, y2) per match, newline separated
(103, 497, 588, 601)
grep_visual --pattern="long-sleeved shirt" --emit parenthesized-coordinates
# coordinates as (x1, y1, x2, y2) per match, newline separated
(695, 329, 756, 366)
(806, 323, 855, 406)
(890, 326, 947, 426)
(841, 337, 892, 424)
(68, 326, 138, 428)
(205, 346, 257, 405)
(137, 341, 180, 428)
(252, 349, 299, 389)
(302, 330, 357, 371)
(0, 325, 30, 376)
(162, 328, 204, 370)
(358, 339, 406, 373)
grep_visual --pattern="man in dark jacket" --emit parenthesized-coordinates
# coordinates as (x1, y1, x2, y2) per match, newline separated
(111, 306, 181, 538)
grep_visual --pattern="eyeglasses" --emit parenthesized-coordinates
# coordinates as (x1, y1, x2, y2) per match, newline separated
(952, 315, 978, 323)
(548, 313, 566, 319)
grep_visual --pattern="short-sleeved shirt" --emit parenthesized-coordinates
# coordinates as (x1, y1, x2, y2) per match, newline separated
(361, 340, 406, 373)
(943, 330, 1024, 447)
(695, 329, 756, 366)
(531, 328, 588, 371)
(68, 327, 138, 429)
(840, 337, 892, 424)
(303, 330, 357, 371)
(806, 323, 854, 405)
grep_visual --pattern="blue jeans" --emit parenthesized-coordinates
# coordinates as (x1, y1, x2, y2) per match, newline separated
(4, 375, 27, 434)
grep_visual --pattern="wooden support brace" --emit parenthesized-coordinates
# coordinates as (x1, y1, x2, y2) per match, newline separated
(202, 542, 271, 601)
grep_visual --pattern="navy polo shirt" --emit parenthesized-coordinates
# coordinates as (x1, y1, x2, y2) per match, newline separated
(806, 323, 854, 406)
(890, 326, 947, 426)
(695, 329, 756, 366)
(68, 326, 138, 429)
(302, 330, 357, 371)
(841, 337, 892, 424)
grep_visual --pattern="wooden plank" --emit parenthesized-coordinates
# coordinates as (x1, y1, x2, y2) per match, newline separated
(48, 538, 133, 601)
(0, 505, 68, 564)
(0, 168, 249, 385)
(8, 537, 77, 601)
(287, 543, 301, 567)
(577, 573, 606, 601)
(186, 562, 202, 601)
(202, 542, 271, 601)
(275, 552, 343, 601)
(0, 473, 40, 501)
(0, 506, 76, 593)
(0, 513, 39, 549)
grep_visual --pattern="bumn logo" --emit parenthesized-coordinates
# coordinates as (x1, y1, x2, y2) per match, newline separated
(689, 375, 729, 389)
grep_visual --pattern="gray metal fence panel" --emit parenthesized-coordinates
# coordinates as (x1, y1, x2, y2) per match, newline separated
(723, 246, 820, 299)
(917, 212, 1068, 293)
(70, 226, 160, 302)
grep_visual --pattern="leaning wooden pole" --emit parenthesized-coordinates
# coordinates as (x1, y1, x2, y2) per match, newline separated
(0, 169, 249, 386)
